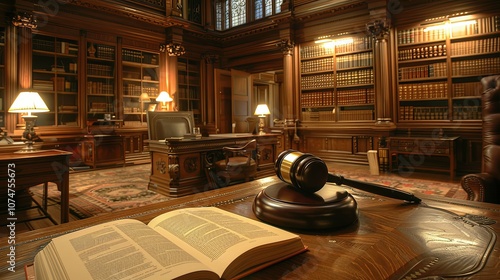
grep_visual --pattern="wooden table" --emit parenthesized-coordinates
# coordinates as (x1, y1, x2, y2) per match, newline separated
(1, 176, 499, 279)
(0, 149, 72, 224)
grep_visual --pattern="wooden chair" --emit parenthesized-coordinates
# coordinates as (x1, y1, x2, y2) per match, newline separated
(214, 139, 258, 186)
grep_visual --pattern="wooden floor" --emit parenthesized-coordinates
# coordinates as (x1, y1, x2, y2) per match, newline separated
(3, 161, 462, 235)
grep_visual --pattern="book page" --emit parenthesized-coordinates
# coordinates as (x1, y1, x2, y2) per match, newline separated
(35, 219, 217, 280)
(147, 207, 306, 279)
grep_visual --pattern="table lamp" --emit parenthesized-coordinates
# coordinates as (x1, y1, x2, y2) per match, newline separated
(156, 91, 173, 111)
(8, 91, 49, 152)
(254, 104, 270, 135)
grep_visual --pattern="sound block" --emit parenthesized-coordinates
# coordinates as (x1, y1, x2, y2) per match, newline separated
(253, 182, 358, 230)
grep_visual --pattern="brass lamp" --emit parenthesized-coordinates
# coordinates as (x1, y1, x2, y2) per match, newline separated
(254, 104, 271, 135)
(156, 91, 173, 111)
(8, 91, 49, 152)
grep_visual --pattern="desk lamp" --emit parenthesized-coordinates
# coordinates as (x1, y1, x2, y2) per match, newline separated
(8, 91, 49, 152)
(156, 91, 173, 111)
(254, 104, 270, 135)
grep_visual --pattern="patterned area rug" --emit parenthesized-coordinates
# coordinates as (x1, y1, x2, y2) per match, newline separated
(30, 163, 467, 220)
(30, 164, 171, 219)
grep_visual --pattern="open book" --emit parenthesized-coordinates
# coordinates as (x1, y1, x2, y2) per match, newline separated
(31, 207, 307, 280)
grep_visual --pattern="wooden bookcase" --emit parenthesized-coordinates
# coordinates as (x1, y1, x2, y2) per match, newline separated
(0, 27, 4, 128)
(85, 41, 116, 121)
(299, 35, 375, 122)
(120, 48, 160, 128)
(396, 14, 500, 122)
(177, 57, 201, 123)
(31, 34, 79, 126)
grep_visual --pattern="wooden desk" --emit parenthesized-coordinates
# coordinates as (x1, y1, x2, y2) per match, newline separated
(0, 150, 72, 224)
(1, 176, 499, 279)
(390, 136, 459, 179)
(147, 133, 280, 197)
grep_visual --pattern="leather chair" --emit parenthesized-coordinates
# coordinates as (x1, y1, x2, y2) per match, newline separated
(214, 139, 258, 186)
(460, 75, 500, 204)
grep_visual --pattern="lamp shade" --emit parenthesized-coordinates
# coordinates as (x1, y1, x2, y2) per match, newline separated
(254, 104, 270, 116)
(156, 91, 173, 102)
(140, 92, 151, 101)
(9, 91, 49, 114)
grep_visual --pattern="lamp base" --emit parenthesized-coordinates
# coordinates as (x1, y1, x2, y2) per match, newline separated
(258, 116, 266, 135)
(15, 141, 41, 153)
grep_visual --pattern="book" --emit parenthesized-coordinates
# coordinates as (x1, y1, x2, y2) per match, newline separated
(29, 207, 307, 280)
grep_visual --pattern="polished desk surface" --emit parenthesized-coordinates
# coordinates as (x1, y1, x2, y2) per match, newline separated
(0, 149, 73, 224)
(1, 176, 499, 279)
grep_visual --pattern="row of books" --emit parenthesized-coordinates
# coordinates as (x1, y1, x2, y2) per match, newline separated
(301, 73, 335, 89)
(451, 57, 500, 76)
(301, 57, 334, 73)
(142, 86, 159, 96)
(86, 81, 114, 95)
(302, 110, 334, 121)
(301, 91, 334, 107)
(87, 63, 114, 76)
(336, 69, 373, 86)
(123, 84, 142, 96)
(337, 109, 374, 121)
(94, 44, 115, 60)
(450, 16, 500, 38)
(335, 37, 372, 54)
(123, 107, 141, 113)
(399, 106, 449, 120)
(58, 105, 78, 113)
(337, 52, 373, 69)
(122, 49, 144, 63)
(397, 27, 447, 45)
(452, 82, 482, 97)
(450, 37, 499, 56)
(397, 15, 500, 45)
(398, 81, 448, 100)
(89, 102, 113, 112)
(300, 44, 335, 59)
(178, 74, 200, 85)
(337, 88, 375, 105)
(452, 105, 482, 120)
(398, 44, 446, 61)
(33, 38, 78, 55)
(398, 62, 447, 80)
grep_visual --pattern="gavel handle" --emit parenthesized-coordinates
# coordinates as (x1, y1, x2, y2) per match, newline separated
(327, 173, 421, 204)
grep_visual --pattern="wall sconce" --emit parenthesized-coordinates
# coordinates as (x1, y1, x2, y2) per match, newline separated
(156, 91, 173, 111)
(8, 91, 49, 152)
(254, 104, 271, 135)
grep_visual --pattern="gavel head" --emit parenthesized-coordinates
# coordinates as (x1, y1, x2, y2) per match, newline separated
(275, 149, 329, 193)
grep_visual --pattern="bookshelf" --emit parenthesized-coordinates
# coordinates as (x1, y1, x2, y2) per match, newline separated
(121, 48, 159, 127)
(178, 58, 201, 123)
(86, 41, 116, 121)
(0, 27, 4, 128)
(299, 35, 374, 122)
(396, 14, 500, 122)
(31, 34, 79, 126)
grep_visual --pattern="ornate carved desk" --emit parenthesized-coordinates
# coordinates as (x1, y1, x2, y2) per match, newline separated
(1, 176, 499, 279)
(146, 133, 280, 197)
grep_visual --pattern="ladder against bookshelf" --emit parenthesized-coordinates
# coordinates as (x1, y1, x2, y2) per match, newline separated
(86, 42, 116, 121)
(31, 34, 79, 127)
(121, 48, 159, 128)
(396, 14, 500, 122)
(299, 35, 375, 122)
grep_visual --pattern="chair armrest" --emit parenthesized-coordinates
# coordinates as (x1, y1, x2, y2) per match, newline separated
(460, 173, 498, 203)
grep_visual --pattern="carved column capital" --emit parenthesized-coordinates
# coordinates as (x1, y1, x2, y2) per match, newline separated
(276, 39, 294, 56)
(12, 12, 37, 29)
(160, 42, 186, 56)
(366, 19, 390, 41)
(202, 53, 219, 64)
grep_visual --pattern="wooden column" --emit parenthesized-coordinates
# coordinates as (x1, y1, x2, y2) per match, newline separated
(202, 54, 218, 127)
(277, 39, 294, 121)
(367, 19, 394, 126)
